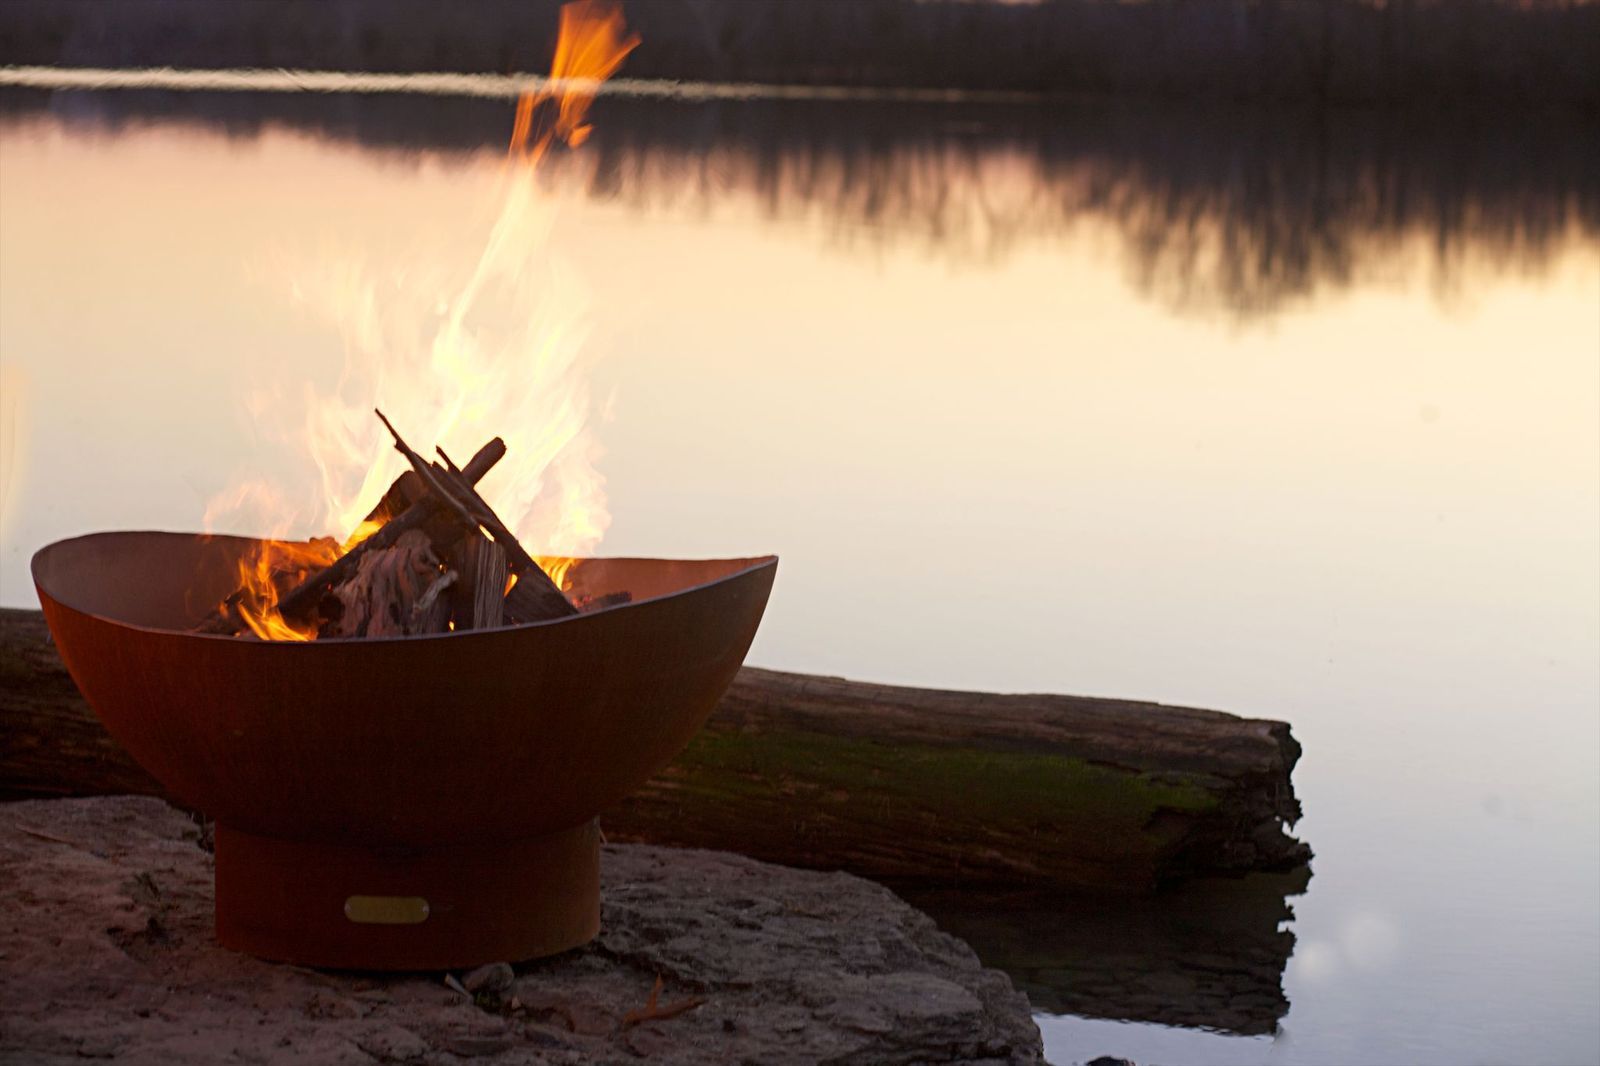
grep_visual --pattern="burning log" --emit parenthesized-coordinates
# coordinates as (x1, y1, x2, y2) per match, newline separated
(196, 414, 578, 640)
(372, 411, 482, 530)
(192, 592, 253, 638)
(324, 529, 452, 639)
(452, 537, 508, 631)
(364, 470, 427, 528)
(432, 445, 577, 623)
(272, 435, 506, 623)
(0, 608, 1310, 893)
(375, 411, 576, 624)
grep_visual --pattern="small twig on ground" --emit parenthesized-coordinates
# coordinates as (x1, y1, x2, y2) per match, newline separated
(622, 974, 707, 1027)
(16, 825, 79, 847)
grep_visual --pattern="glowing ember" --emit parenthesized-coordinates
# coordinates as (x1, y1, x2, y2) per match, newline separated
(203, 0, 636, 639)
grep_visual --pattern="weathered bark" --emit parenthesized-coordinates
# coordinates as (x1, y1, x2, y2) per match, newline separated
(605, 668, 1310, 891)
(325, 530, 453, 638)
(452, 537, 507, 631)
(0, 608, 1308, 891)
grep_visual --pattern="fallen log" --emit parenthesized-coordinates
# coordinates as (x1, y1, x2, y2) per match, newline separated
(0, 607, 1308, 891)
(605, 668, 1310, 891)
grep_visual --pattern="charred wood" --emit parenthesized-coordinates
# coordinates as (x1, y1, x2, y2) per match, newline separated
(378, 413, 576, 623)
(432, 442, 577, 622)
(322, 529, 452, 638)
(575, 590, 632, 613)
(273, 436, 505, 622)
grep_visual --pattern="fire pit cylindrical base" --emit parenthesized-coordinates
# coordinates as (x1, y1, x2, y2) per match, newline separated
(214, 821, 601, 970)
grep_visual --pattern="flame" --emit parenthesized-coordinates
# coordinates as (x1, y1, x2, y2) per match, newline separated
(204, 0, 636, 638)
(232, 538, 339, 641)
(510, 0, 639, 167)
(340, 518, 385, 555)
(201, 481, 336, 640)
(534, 555, 581, 592)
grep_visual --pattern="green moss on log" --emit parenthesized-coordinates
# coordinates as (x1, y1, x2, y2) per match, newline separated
(683, 727, 1213, 820)
(611, 724, 1226, 887)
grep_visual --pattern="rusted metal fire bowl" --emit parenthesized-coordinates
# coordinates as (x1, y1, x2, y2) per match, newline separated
(32, 531, 776, 970)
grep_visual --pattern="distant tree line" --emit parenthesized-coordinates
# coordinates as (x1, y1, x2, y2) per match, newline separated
(1, 0, 1595, 108)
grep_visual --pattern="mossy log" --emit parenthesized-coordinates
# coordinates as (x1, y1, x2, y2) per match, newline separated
(1, 607, 1308, 892)
(605, 668, 1309, 891)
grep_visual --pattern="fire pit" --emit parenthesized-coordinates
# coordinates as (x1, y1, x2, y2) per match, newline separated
(32, 530, 776, 969)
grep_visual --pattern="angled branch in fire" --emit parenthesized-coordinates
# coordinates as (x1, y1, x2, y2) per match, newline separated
(196, 412, 605, 640)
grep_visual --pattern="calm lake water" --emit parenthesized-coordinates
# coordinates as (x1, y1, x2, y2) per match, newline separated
(1, 75, 1597, 1066)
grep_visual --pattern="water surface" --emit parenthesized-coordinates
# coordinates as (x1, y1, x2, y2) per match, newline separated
(0, 77, 1596, 1066)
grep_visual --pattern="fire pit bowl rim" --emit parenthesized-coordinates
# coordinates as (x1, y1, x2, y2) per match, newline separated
(31, 529, 777, 642)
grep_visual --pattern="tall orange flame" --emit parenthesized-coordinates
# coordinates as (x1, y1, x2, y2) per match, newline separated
(207, 0, 636, 638)
(510, 0, 639, 166)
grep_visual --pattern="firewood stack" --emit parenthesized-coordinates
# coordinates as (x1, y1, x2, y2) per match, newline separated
(197, 411, 613, 639)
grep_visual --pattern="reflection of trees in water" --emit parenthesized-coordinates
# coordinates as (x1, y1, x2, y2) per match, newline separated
(1094, 108, 1597, 318)
(582, 97, 1598, 320)
(4, 87, 1595, 320)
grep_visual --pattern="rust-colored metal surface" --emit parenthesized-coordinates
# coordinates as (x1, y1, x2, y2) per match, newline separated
(32, 531, 776, 969)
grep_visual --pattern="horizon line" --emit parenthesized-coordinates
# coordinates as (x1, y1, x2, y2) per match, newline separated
(0, 65, 1044, 106)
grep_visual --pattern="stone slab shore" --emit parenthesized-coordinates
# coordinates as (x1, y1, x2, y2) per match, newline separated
(0, 796, 1042, 1065)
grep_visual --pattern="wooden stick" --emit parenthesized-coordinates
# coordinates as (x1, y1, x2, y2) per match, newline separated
(622, 975, 706, 1027)
(431, 447, 530, 563)
(273, 436, 505, 622)
(375, 414, 572, 621)
(373, 414, 573, 622)
(16, 825, 81, 847)
(433, 445, 577, 621)
(373, 410, 478, 529)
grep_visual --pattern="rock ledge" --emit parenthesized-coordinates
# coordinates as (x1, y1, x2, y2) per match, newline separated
(0, 796, 1041, 1064)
